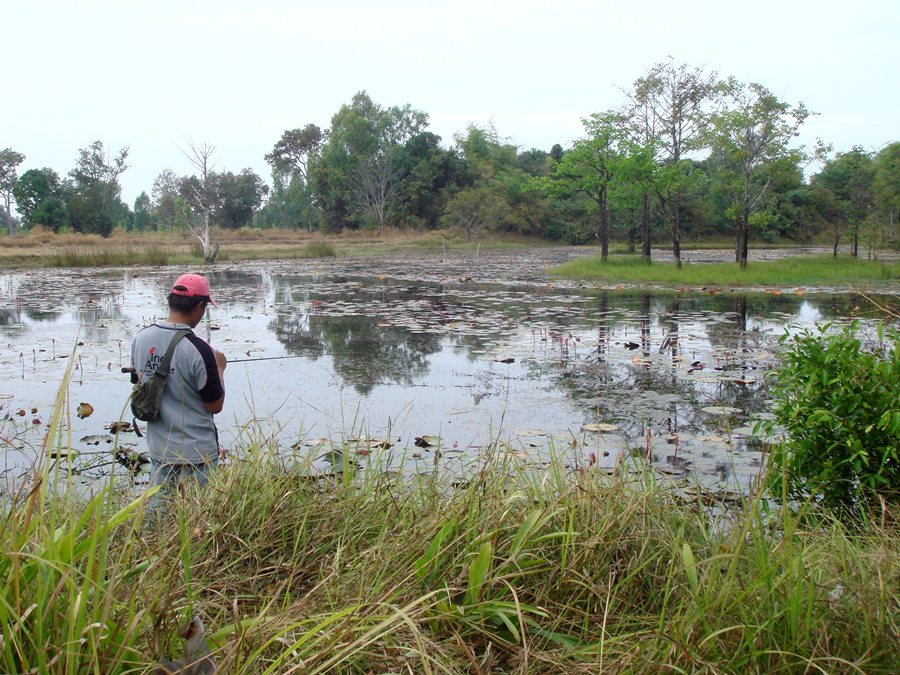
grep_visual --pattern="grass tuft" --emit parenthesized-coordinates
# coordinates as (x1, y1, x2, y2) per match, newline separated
(300, 240, 337, 258)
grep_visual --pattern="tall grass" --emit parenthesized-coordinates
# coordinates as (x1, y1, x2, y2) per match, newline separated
(49, 246, 172, 268)
(553, 254, 900, 286)
(2, 395, 898, 671)
(301, 240, 337, 258)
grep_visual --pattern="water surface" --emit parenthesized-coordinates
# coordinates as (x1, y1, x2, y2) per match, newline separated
(0, 249, 891, 493)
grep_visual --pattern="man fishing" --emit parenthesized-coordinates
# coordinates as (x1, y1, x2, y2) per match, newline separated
(130, 273, 227, 504)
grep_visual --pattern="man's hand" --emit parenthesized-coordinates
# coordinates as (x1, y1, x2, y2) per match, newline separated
(214, 349, 227, 371)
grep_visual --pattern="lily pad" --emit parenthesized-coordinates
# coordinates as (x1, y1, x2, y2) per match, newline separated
(76, 402, 94, 419)
(515, 429, 548, 437)
(318, 450, 344, 464)
(80, 434, 114, 445)
(581, 423, 620, 432)
(49, 448, 78, 459)
(701, 406, 742, 416)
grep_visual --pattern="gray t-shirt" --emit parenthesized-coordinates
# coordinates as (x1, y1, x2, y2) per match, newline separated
(131, 321, 224, 464)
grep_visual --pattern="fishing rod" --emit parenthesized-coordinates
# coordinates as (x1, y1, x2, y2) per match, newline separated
(120, 352, 323, 374)
(120, 350, 519, 375)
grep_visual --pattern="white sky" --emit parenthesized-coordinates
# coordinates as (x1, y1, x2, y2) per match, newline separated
(4, 0, 898, 206)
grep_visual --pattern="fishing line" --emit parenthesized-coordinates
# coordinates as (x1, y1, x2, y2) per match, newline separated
(121, 351, 352, 373)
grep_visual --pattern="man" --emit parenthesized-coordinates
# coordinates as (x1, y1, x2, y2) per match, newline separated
(131, 273, 227, 495)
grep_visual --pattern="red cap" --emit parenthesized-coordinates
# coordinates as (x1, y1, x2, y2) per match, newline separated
(171, 273, 217, 307)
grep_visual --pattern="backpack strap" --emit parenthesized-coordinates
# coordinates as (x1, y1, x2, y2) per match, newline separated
(154, 329, 192, 380)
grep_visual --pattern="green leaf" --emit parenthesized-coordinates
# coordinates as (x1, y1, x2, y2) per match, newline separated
(414, 520, 455, 582)
(681, 542, 699, 596)
(466, 541, 493, 605)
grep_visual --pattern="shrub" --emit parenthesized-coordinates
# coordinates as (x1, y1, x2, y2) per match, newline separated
(767, 323, 900, 510)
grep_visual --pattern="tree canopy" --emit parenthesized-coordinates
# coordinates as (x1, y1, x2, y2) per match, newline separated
(3, 68, 896, 259)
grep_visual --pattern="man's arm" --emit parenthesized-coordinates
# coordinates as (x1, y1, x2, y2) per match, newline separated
(203, 349, 227, 413)
(187, 335, 225, 414)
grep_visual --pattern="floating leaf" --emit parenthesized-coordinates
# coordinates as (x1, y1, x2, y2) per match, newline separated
(516, 429, 548, 437)
(80, 434, 114, 445)
(696, 434, 729, 443)
(108, 421, 134, 433)
(76, 402, 94, 419)
(581, 423, 619, 432)
(414, 435, 441, 448)
(115, 449, 150, 471)
(318, 450, 344, 464)
(701, 406, 742, 416)
(49, 447, 78, 459)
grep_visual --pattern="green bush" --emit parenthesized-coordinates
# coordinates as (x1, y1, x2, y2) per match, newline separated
(562, 222, 594, 245)
(768, 323, 900, 510)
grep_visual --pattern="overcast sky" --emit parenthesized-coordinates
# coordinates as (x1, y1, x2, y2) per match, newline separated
(5, 0, 898, 206)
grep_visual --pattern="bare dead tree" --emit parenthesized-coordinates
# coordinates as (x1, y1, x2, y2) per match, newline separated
(180, 139, 219, 263)
(349, 152, 398, 230)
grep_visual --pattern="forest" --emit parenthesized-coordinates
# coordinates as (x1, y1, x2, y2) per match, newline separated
(1, 61, 898, 267)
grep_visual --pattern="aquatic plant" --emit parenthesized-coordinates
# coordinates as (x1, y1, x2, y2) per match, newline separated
(767, 322, 900, 511)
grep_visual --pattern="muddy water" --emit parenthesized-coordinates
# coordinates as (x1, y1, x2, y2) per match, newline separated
(0, 249, 893, 494)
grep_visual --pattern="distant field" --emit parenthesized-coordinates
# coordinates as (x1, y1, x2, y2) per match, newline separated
(0, 228, 556, 268)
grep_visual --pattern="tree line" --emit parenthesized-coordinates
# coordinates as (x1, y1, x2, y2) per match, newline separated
(1, 60, 897, 266)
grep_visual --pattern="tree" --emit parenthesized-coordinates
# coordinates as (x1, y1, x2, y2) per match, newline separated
(706, 80, 810, 268)
(392, 131, 472, 229)
(621, 82, 665, 262)
(265, 124, 324, 179)
(152, 169, 183, 232)
(539, 113, 629, 260)
(260, 171, 310, 229)
(67, 140, 130, 236)
(211, 169, 268, 228)
(628, 61, 719, 267)
(265, 124, 324, 231)
(133, 192, 153, 231)
(873, 142, 900, 241)
(12, 167, 67, 230)
(314, 91, 428, 230)
(179, 140, 219, 262)
(0, 149, 25, 236)
(453, 124, 548, 236)
(812, 147, 875, 257)
(440, 185, 509, 241)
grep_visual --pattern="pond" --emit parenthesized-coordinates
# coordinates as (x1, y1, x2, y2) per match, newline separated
(0, 248, 892, 495)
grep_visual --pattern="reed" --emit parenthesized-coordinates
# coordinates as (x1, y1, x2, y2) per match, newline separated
(1, 404, 897, 672)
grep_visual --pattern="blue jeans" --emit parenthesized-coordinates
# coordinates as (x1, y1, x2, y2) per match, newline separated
(145, 457, 218, 514)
